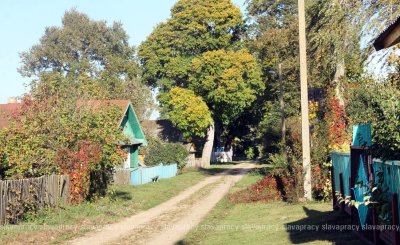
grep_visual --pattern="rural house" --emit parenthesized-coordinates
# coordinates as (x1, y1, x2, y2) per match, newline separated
(0, 97, 19, 129)
(82, 100, 147, 169)
(0, 98, 146, 169)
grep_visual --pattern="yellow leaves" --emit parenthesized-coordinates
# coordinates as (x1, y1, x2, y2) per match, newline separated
(308, 101, 319, 121)
(188, 49, 263, 110)
(166, 87, 212, 137)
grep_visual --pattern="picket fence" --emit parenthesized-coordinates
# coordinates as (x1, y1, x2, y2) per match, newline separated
(186, 159, 202, 168)
(331, 124, 400, 245)
(0, 175, 70, 225)
(113, 163, 178, 186)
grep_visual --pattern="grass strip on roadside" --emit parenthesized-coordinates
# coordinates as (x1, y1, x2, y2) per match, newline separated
(179, 164, 362, 245)
(0, 162, 241, 245)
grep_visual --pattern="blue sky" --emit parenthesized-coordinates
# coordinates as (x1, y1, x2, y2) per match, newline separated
(0, 0, 246, 119)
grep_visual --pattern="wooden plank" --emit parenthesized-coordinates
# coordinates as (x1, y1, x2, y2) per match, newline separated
(330, 166, 338, 209)
(53, 175, 57, 206)
(0, 181, 4, 225)
(392, 193, 400, 245)
(65, 175, 70, 205)
(383, 23, 400, 49)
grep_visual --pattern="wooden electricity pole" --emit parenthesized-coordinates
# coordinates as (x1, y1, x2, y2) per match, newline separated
(298, 0, 312, 200)
(278, 64, 286, 158)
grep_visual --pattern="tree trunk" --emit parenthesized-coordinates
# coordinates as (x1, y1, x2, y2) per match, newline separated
(224, 136, 232, 152)
(334, 58, 345, 106)
(202, 123, 215, 168)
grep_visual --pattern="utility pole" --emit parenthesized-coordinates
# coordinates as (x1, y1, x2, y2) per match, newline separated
(298, 0, 312, 200)
(278, 64, 286, 158)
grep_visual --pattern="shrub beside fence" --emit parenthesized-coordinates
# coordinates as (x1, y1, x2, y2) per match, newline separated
(0, 175, 70, 225)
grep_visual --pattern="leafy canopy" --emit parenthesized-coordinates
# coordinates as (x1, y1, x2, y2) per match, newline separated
(188, 49, 264, 125)
(139, 0, 245, 91)
(139, 0, 264, 140)
(18, 8, 156, 120)
(19, 8, 137, 82)
(245, 0, 298, 30)
(165, 87, 212, 139)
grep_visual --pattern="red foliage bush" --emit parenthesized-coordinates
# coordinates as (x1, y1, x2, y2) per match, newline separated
(324, 86, 351, 150)
(56, 139, 102, 205)
(228, 173, 293, 204)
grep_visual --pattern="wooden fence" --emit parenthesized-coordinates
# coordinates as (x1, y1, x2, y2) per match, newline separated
(0, 175, 70, 225)
(186, 159, 202, 168)
(113, 169, 131, 185)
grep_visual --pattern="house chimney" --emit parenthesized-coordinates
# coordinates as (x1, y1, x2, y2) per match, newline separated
(7, 97, 17, 103)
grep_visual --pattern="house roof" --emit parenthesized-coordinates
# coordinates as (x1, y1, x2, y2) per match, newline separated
(141, 119, 185, 143)
(374, 15, 400, 51)
(0, 103, 20, 129)
(78, 100, 146, 146)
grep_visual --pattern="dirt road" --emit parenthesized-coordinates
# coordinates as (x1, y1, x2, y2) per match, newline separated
(67, 160, 256, 245)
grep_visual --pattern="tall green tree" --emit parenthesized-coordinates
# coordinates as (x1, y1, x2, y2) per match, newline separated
(245, 0, 297, 30)
(139, 0, 264, 167)
(18, 8, 156, 120)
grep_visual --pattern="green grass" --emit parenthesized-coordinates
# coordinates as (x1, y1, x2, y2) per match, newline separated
(179, 164, 362, 245)
(0, 165, 236, 245)
(179, 201, 362, 245)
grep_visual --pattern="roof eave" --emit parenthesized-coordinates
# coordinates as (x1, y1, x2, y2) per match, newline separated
(373, 15, 400, 51)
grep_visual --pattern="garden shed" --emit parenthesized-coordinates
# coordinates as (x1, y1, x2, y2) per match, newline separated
(108, 100, 147, 169)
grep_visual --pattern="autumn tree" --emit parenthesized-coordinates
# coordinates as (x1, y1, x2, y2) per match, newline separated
(18, 8, 156, 121)
(0, 74, 127, 201)
(139, 0, 264, 167)
(165, 87, 212, 139)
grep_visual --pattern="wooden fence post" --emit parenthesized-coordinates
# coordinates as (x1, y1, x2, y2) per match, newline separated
(391, 193, 399, 245)
(331, 166, 337, 209)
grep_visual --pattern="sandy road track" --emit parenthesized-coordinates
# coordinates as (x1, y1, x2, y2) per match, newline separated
(67, 160, 256, 245)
